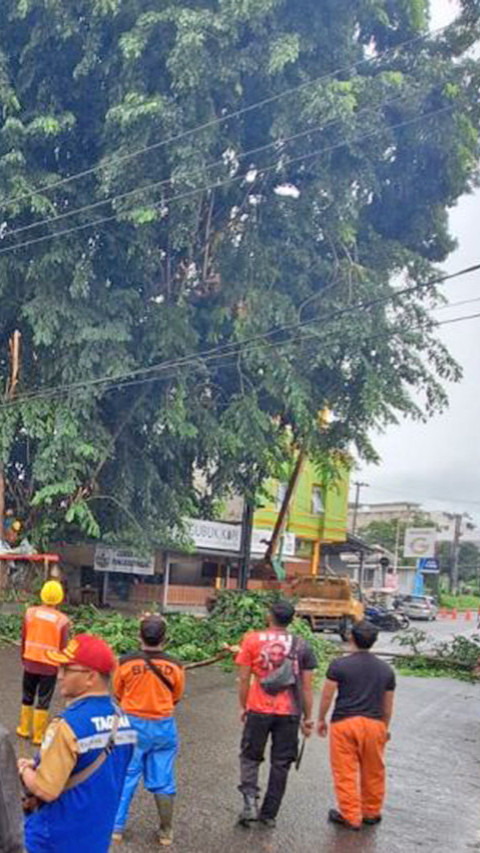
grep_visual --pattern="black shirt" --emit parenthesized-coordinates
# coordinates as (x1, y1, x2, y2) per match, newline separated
(326, 652, 396, 722)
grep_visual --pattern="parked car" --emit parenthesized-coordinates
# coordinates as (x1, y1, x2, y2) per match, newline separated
(402, 595, 438, 621)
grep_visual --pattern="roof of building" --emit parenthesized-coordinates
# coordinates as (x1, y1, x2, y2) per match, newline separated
(322, 533, 375, 555)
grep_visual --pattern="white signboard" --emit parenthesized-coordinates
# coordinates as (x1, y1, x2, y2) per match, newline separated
(403, 528, 436, 559)
(282, 532, 296, 558)
(250, 528, 296, 557)
(94, 546, 155, 576)
(186, 519, 242, 553)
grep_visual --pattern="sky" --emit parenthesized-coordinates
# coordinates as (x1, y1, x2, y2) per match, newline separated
(351, 0, 480, 524)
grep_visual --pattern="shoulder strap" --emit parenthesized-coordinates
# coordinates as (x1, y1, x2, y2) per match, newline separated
(289, 633, 301, 660)
(141, 652, 175, 693)
(65, 713, 120, 792)
(289, 635, 305, 712)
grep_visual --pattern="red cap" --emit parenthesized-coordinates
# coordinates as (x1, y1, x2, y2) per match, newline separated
(46, 633, 116, 674)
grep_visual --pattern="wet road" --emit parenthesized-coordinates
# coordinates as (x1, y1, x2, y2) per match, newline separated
(1, 644, 479, 853)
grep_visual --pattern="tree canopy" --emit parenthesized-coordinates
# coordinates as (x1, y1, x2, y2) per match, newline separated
(0, 0, 479, 547)
(437, 540, 480, 582)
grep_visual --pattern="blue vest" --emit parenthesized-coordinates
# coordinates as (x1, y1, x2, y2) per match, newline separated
(25, 695, 136, 853)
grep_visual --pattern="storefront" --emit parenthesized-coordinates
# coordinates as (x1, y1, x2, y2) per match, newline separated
(53, 518, 245, 610)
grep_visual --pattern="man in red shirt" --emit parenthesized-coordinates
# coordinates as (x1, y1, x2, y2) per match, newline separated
(235, 600, 317, 828)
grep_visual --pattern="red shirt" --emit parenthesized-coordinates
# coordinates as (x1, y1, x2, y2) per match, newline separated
(236, 629, 316, 716)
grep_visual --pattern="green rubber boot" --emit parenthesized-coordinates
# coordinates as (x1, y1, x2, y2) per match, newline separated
(154, 795, 175, 847)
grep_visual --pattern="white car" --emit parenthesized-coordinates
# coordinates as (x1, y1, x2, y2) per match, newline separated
(402, 595, 438, 621)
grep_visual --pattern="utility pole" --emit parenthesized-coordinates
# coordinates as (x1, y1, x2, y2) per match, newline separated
(393, 517, 401, 573)
(450, 513, 462, 595)
(0, 331, 21, 542)
(351, 481, 369, 535)
(238, 499, 254, 590)
(264, 451, 305, 568)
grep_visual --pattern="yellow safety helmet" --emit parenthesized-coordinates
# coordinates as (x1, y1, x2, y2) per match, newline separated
(40, 580, 64, 606)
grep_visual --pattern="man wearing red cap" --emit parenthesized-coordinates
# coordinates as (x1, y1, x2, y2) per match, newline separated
(17, 634, 137, 853)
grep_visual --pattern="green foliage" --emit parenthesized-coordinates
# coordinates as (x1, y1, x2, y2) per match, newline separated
(393, 627, 480, 681)
(439, 593, 480, 611)
(0, 0, 479, 546)
(0, 613, 23, 642)
(437, 542, 480, 583)
(0, 592, 338, 676)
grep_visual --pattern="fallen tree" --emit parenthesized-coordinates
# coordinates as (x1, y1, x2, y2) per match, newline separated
(0, 591, 338, 675)
(389, 628, 480, 681)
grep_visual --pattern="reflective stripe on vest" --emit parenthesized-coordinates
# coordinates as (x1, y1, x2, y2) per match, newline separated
(24, 606, 68, 665)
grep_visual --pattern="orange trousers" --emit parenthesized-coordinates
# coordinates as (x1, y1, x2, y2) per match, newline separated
(330, 716, 387, 828)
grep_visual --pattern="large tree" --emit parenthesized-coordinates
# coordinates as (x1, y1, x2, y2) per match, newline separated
(0, 0, 479, 547)
(437, 540, 480, 583)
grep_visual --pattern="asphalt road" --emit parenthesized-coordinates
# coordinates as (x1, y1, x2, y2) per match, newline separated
(375, 611, 479, 653)
(1, 642, 479, 853)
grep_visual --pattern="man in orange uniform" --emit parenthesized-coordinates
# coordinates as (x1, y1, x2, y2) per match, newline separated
(112, 614, 185, 847)
(318, 620, 396, 831)
(17, 580, 70, 745)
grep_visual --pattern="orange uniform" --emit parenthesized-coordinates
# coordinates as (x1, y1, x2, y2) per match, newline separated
(114, 651, 185, 719)
(330, 717, 388, 826)
(22, 605, 70, 674)
(326, 651, 395, 828)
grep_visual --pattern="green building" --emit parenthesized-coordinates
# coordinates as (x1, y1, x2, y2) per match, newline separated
(251, 455, 350, 577)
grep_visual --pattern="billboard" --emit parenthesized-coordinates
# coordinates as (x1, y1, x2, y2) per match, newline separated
(403, 528, 436, 559)
(94, 546, 155, 575)
(418, 557, 440, 574)
(185, 518, 242, 553)
(250, 528, 296, 557)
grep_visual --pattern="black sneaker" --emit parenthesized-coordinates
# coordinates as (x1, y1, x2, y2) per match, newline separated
(238, 795, 259, 827)
(363, 816, 382, 826)
(328, 809, 361, 831)
(258, 817, 276, 829)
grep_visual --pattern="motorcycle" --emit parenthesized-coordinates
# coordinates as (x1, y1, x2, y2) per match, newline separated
(364, 604, 410, 632)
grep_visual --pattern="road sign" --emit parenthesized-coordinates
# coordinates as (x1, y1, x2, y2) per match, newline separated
(418, 557, 440, 574)
(403, 528, 436, 559)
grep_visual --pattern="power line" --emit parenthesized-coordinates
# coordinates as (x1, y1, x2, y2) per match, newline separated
(0, 104, 454, 258)
(1, 263, 479, 411)
(1, 259, 474, 405)
(3, 90, 415, 241)
(4, 265, 480, 407)
(92, 307, 480, 395)
(0, 24, 448, 212)
(103, 308, 480, 399)
(434, 295, 480, 312)
(435, 310, 480, 327)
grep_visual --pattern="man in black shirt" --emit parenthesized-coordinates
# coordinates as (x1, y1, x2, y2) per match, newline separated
(317, 620, 395, 831)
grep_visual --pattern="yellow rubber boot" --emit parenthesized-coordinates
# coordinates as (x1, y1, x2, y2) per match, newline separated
(16, 704, 33, 739)
(32, 709, 49, 746)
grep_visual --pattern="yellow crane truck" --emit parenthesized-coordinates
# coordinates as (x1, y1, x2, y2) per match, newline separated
(293, 575, 364, 641)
